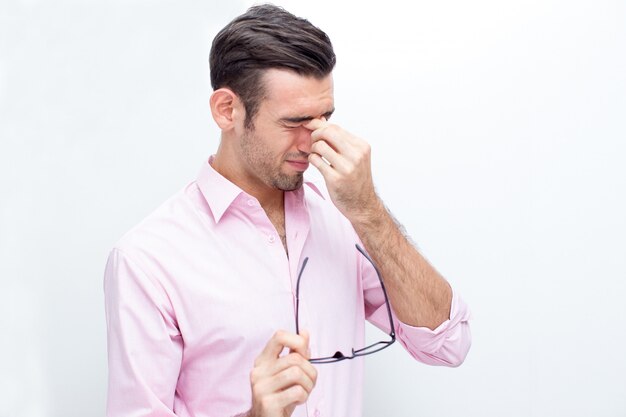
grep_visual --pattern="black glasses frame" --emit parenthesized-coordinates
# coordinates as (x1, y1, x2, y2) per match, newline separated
(295, 244, 396, 364)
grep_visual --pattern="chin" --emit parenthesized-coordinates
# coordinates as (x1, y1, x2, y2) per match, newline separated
(273, 173, 304, 191)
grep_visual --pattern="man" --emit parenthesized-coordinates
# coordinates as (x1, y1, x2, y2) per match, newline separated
(104, 4, 471, 417)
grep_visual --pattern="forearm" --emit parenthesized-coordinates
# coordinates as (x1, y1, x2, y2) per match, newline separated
(304, 119, 453, 329)
(350, 198, 452, 330)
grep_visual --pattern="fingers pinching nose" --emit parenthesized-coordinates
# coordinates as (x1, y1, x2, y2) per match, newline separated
(304, 117, 327, 131)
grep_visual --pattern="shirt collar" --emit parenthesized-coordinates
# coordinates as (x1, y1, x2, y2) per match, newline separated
(196, 156, 325, 223)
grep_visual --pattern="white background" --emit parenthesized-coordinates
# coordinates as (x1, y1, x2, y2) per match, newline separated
(1, 0, 625, 416)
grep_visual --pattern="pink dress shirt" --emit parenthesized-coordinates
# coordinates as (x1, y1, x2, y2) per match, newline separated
(104, 157, 471, 417)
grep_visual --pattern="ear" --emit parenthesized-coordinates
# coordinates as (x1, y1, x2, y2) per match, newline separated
(209, 88, 244, 130)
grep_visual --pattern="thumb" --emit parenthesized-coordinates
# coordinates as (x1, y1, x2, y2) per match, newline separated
(303, 330, 312, 359)
(297, 329, 311, 359)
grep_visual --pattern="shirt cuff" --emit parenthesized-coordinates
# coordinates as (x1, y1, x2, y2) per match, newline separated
(394, 289, 472, 367)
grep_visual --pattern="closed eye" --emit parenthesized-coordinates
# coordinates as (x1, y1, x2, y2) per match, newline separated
(279, 109, 335, 126)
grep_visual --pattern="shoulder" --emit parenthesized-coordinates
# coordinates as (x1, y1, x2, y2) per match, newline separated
(112, 181, 208, 260)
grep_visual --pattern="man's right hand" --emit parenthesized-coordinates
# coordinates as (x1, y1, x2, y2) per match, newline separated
(247, 330, 317, 417)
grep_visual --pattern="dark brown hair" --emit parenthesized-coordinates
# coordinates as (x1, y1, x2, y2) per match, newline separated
(209, 4, 336, 129)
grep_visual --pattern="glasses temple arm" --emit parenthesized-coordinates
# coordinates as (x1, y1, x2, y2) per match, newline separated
(355, 244, 396, 339)
(294, 257, 309, 335)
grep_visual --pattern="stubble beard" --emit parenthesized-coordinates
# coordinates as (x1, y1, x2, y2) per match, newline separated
(240, 127, 305, 192)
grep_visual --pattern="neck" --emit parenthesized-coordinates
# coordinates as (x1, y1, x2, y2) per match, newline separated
(211, 140, 284, 211)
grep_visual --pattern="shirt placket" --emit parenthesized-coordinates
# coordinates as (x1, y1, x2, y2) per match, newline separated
(241, 191, 322, 416)
(285, 190, 327, 417)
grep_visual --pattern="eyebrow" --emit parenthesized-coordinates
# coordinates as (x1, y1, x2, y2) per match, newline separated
(279, 109, 335, 124)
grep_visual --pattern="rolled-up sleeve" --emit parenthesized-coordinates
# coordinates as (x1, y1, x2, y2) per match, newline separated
(366, 288, 472, 367)
(103, 248, 183, 417)
(361, 252, 472, 367)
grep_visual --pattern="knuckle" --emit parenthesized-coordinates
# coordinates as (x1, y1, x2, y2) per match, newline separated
(296, 338, 307, 351)
(287, 365, 303, 381)
(251, 382, 260, 398)
(251, 379, 266, 402)
(292, 386, 308, 402)
(287, 353, 302, 366)
(260, 397, 272, 412)
(250, 367, 260, 384)
(279, 366, 302, 387)
(326, 124, 339, 134)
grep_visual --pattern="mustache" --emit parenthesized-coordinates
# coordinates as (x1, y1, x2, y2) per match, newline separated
(284, 151, 309, 160)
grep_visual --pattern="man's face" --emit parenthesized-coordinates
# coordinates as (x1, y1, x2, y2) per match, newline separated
(235, 69, 335, 192)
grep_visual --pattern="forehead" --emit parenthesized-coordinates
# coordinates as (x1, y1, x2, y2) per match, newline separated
(259, 69, 334, 118)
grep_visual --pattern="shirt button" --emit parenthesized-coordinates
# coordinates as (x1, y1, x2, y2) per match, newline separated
(268, 235, 276, 243)
(314, 410, 321, 417)
(247, 199, 255, 206)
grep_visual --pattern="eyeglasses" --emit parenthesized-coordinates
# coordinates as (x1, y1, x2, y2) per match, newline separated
(295, 244, 396, 364)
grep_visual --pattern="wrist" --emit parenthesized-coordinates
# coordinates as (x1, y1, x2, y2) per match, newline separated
(348, 197, 386, 229)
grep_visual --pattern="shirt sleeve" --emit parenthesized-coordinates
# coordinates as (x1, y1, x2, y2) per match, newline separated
(103, 248, 183, 416)
(360, 251, 472, 367)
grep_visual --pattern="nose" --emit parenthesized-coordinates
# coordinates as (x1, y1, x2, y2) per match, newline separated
(296, 126, 313, 154)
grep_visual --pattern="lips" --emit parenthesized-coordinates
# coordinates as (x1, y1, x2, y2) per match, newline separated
(286, 160, 309, 171)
